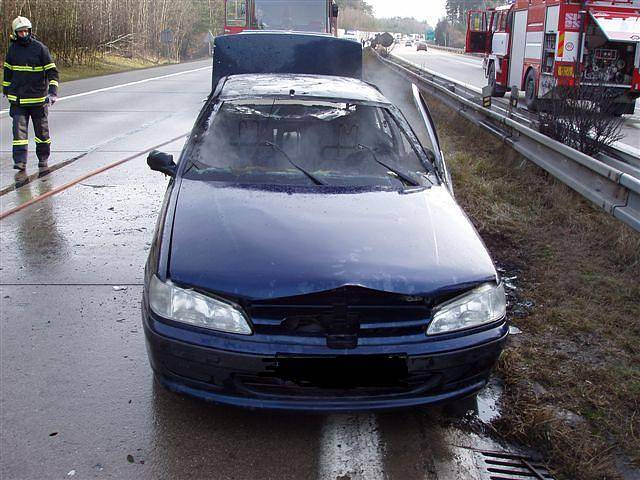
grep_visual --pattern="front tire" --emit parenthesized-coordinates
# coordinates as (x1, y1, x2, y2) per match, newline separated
(524, 70, 538, 111)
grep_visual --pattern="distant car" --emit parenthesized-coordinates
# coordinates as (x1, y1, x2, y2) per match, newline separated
(405, 40, 413, 46)
(341, 34, 360, 43)
(143, 35, 507, 412)
(416, 41, 427, 51)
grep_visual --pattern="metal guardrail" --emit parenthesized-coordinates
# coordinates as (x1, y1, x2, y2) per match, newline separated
(424, 44, 465, 55)
(375, 52, 640, 233)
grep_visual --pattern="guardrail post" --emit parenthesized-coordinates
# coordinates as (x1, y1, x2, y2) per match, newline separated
(509, 86, 519, 115)
(482, 86, 492, 108)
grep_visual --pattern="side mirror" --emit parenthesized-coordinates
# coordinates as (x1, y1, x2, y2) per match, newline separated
(332, 3, 339, 17)
(147, 150, 176, 177)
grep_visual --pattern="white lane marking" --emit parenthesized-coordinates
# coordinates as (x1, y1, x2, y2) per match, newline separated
(391, 52, 482, 93)
(0, 65, 211, 115)
(426, 50, 483, 67)
(319, 413, 385, 480)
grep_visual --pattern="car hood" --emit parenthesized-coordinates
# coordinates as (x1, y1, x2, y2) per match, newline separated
(168, 181, 497, 300)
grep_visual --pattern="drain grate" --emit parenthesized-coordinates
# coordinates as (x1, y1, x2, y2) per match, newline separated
(478, 450, 554, 480)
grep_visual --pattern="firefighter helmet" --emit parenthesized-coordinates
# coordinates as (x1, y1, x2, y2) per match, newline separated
(12, 16, 32, 33)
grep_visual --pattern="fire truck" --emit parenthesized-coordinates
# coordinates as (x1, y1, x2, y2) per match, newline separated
(465, 0, 640, 114)
(224, 0, 339, 36)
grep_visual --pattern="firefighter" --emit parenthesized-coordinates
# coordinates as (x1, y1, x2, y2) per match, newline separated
(2, 16, 59, 171)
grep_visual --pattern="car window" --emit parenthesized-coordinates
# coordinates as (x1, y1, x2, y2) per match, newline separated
(186, 99, 434, 187)
(252, 0, 327, 32)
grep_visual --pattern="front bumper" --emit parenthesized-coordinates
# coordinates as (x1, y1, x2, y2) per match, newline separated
(142, 305, 508, 412)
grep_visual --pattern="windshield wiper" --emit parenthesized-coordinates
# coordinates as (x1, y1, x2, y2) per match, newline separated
(356, 144, 420, 187)
(264, 141, 326, 186)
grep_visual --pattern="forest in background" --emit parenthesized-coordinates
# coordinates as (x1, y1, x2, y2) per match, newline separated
(338, 0, 507, 47)
(435, 0, 504, 47)
(2, 0, 509, 65)
(336, 0, 430, 34)
(1, 0, 224, 65)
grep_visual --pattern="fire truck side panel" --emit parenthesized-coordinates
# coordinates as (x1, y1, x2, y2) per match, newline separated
(522, 2, 546, 95)
(492, 33, 509, 57)
(509, 10, 529, 88)
(546, 5, 560, 33)
(538, 5, 561, 97)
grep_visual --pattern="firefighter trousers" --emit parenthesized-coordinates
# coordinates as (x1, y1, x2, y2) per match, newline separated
(10, 105, 51, 166)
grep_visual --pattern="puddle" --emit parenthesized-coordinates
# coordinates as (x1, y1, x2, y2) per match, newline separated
(475, 379, 503, 424)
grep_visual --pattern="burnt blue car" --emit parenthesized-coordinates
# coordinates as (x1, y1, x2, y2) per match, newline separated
(142, 33, 507, 411)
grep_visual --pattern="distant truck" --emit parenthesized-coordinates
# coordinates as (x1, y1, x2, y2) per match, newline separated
(224, 0, 339, 36)
(465, 0, 640, 114)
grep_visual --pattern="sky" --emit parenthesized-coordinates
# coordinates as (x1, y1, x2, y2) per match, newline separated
(364, 0, 447, 26)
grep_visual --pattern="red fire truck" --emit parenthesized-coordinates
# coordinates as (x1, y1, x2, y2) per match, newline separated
(224, 0, 339, 36)
(465, 0, 640, 114)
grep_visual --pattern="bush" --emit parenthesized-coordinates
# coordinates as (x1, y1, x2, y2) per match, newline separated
(538, 83, 624, 156)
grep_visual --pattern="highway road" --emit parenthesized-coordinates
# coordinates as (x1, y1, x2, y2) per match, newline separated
(0, 59, 535, 480)
(392, 45, 640, 151)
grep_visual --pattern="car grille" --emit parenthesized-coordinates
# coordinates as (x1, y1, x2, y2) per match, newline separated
(247, 286, 431, 338)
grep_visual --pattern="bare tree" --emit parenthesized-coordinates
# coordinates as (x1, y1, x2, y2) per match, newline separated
(1, 0, 224, 66)
(538, 82, 624, 156)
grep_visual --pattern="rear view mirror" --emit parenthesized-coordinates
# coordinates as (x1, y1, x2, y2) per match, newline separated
(147, 150, 176, 177)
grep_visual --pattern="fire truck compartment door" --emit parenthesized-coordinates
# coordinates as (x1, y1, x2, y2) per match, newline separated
(492, 33, 509, 57)
(509, 10, 528, 88)
(466, 10, 490, 54)
(589, 12, 640, 43)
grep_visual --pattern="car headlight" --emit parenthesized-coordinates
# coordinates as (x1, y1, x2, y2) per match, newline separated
(148, 275, 252, 335)
(427, 283, 506, 335)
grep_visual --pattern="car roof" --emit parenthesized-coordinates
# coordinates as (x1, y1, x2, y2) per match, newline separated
(218, 73, 390, 105)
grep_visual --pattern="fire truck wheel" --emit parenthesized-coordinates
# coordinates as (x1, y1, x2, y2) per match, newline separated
(488, 62, 505, 98)
(524, 70, 538, 112)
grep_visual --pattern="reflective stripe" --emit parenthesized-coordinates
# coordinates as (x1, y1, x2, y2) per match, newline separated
(13, 65, 44, 72)
(4, 63, 45, 72)
(12, 139, 28, 146)
(49, 80, 59, 87)
(34, 137, 51, 144)
(2, 81, 10, 87)
(44, 63, 56, 70)
(7, 94, 17, 101)
(19, 96, 47, 104)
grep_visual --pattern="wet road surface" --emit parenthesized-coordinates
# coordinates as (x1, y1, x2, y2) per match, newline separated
(1, 58, 534, 480)
(0, 59, 211, 192)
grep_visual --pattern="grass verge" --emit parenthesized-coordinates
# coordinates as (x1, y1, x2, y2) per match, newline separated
(1, 54, 174, 85)
(428, 100, 640, 479)
(57, 55, 173, 83)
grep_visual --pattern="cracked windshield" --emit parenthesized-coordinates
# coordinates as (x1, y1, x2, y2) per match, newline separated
(187, 99, 434, 187)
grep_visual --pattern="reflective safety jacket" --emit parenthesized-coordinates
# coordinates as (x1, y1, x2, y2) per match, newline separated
(2, 36, 59, 107)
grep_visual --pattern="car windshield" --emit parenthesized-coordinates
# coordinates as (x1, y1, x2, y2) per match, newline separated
(252, 0, 327, 32)
(186, 98, 435, 188)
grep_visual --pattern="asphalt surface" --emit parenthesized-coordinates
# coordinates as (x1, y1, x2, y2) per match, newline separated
(392, 45, 640, 151)
(1, 58, 533, 480)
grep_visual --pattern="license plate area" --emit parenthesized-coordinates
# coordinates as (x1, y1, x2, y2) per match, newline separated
(274, 355, 408, 389)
